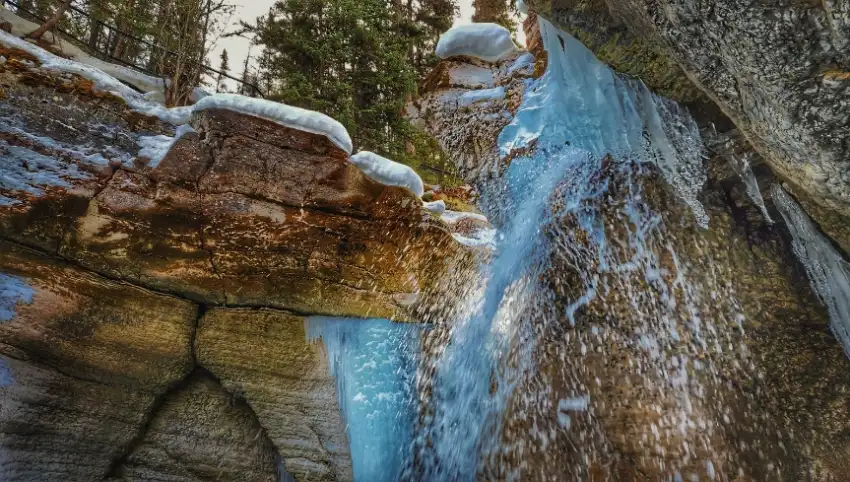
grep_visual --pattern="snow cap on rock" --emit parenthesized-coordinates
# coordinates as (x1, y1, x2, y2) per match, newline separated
(424, 200, 447, 215)
(436, 23, 518, 63)
(349, 151, 425, 197)
(517, 0, 529, 14)
(194, 94, 353, 154)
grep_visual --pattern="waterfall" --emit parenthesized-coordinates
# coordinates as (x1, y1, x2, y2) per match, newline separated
(772, 185, 850, 357)
(414, 17, 744, 481)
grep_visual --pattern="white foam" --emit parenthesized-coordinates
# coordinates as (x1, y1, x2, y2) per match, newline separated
(458, 87, 506, 108)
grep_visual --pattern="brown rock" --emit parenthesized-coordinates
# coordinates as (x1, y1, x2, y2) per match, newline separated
(0, 104, 469, 321)
(108, 372, 282, 482)
(195, 308, 352, 481)
(523, 12, 546, 62)
(0, 241, 196, 481)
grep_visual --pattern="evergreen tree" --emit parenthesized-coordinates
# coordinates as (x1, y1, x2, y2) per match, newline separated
(245, 0, 458, 174)
(216, 48, 229, 92)
(472, 0, 515, 31)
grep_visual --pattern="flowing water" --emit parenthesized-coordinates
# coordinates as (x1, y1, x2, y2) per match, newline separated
(409, 17, 747, 480)
(308, 17, 816, 482)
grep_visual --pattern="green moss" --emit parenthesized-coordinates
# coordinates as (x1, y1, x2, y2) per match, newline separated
(395, 128, 463, 188)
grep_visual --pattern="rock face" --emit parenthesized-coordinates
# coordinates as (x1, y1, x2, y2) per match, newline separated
(409, 51, 536, 185)
(415, 52, 850, 480)
(0, 50, 470, 481)
(526, 0, 850, 253)
(0, 242, 196, 480)
(196, 308, 353, 481)
(108, 372, 282, 481)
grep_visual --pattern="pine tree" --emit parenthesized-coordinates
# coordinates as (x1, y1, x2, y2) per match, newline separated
(245, 0, 458, 172)
(472, 0, 515, 31)
(216, 48, 229, 93)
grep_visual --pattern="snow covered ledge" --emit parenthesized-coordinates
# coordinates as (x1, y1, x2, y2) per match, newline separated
(193, 94, 353, 154)
(349, 151, 425, 197)
(0, 31, 354, 154)
(436, 23, 518, 63)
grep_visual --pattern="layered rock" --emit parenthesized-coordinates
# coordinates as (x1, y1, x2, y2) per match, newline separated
(196, 308, 353, 481)
(0, 242, 197, 480)
(0, 49, 470, 481)
(415, 51, 850, 480)
(108, 372, 282, 481)
(526, 0, 850, 253)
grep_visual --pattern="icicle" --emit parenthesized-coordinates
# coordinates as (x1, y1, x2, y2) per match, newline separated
(771, 184, 850, 357)
(728, 153, 774, 223)
(305, 317, 420, 481)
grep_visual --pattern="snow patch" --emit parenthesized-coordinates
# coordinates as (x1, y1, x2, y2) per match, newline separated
(507, 53, 535, 76)
(517, 0, 529, 14)
(451, 229, 497, 248)
(137, 124, 196, 168)
(448, 64, 496, 89)
(424, 200, 447, 215)
(0, 8, 165, 94)
(440, 210, 489, 224)
(436, 23, 518, 63)
(0, 273, 35, 322)
(193, 94, 352, 154)
(0, 117, 135, 168)
(0, 195, 21, 207)
(440, 210, 497, 248)
(350, 151, 424, 197)
(0, 29, 192, 125)
(458, 87, 506, 108)
(0, 139, 90, 195)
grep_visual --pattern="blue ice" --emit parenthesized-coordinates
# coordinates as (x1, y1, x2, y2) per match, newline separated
(305, 317, 420, 482)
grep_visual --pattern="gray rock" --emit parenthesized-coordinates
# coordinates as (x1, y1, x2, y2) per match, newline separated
(527, 0, 850, 248)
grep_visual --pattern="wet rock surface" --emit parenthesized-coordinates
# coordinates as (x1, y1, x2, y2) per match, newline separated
(416, 52, 850, 480)
(526, 0, 850, 255)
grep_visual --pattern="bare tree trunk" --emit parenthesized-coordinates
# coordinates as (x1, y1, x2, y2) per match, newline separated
(26, 0, 73, 40)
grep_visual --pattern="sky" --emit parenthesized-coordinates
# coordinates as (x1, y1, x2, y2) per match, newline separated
(209, 0, 525, 91)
